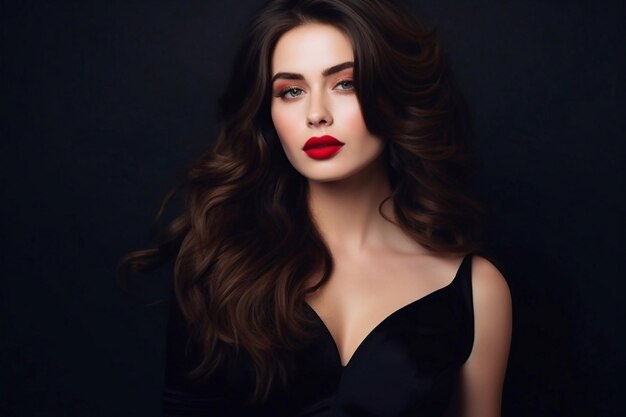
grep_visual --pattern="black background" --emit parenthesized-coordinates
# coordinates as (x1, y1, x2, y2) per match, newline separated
(2, 1, 624, 416)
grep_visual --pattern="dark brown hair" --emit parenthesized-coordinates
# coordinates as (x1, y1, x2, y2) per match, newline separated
(118, 0, 482, 403)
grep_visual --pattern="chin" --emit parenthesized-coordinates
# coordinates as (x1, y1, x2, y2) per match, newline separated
(302, 170, 360, 184)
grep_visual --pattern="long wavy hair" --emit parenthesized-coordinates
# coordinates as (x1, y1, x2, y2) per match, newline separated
(118, 0, 482, 404)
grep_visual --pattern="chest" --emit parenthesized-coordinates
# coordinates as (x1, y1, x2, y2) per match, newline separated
(303, 255, 462, 368)
(269, 257, 473, 416)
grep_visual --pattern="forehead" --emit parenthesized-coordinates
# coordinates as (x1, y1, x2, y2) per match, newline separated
(271, 23, 354, 73)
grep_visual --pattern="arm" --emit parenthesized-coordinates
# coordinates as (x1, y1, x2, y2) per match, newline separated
(460, 256, 512, 417)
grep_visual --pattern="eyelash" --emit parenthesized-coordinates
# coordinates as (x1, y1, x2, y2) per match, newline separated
(275, 79, 355, 99)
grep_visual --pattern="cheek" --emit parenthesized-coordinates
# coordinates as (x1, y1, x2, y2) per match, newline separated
(271, 106, 294, 142)
(337, 101, 383, 150)
(335, 95, 365, 124)
(271, 105, 301, 158)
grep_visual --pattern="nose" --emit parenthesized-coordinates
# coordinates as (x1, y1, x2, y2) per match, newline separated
(306, 91, 333, 127)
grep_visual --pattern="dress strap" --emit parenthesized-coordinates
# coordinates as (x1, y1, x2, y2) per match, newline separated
(458, 254, 474, 314)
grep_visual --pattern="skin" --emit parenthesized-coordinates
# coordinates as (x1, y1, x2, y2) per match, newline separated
(270, 23, 512, 417)
(270, 24, 385, 184)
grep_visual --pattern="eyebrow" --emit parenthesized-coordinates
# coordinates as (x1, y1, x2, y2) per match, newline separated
(271, 61, 354, 83)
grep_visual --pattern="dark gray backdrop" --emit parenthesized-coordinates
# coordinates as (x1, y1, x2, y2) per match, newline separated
(2, 1, 624, 416)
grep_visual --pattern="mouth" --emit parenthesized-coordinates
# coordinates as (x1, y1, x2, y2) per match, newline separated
(302, 135, 345, 160)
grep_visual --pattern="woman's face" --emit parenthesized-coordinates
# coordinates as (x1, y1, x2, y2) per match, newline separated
(270, 23, 385, 183)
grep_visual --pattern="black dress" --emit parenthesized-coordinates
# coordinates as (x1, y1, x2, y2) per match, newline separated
(163, 254, 474, 416)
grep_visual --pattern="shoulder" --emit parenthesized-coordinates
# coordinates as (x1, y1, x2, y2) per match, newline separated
(457, 255, 511, 416)
(470, 255, 511, 309)
(472, 255, 510, 297)
(469, 255, 512, 347)
(467, 255, 512, 361)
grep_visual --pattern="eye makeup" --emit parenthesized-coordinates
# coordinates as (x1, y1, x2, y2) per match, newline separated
(271, 70, 355, 100)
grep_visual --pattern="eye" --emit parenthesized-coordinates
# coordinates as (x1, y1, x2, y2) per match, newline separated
(278, 87, 304, 99)
(334, 80, 354, 91)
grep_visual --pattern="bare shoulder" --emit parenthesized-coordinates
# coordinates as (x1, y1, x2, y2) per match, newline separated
(458, 255, 512, 417)
(469, 255, 512, 349)
(470, 256, 512, 308)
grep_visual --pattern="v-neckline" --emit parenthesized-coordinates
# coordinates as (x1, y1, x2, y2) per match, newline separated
(303, 255, 469, 369)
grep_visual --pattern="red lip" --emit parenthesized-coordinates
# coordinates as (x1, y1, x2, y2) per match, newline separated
(302, 135, 345, 160)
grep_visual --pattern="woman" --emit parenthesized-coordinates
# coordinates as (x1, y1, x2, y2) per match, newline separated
(118, 0, 511, 415)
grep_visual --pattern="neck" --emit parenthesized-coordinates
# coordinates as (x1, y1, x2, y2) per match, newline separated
(306, 157, 397, 255)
